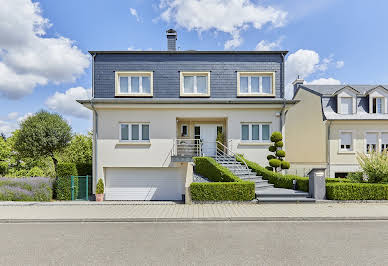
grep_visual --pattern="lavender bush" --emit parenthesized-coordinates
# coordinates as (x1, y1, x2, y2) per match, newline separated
(0, 177, 53, 201)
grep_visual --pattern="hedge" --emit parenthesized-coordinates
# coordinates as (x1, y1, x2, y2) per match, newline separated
(326, 183, 388, 200)
(0, 177, 53, 201)
(191, 182, 255, 201)
(191, 157, 255, 201)
(56, 163, 78, 200)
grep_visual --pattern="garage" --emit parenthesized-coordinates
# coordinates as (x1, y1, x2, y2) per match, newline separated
(104, 167, 185, 201)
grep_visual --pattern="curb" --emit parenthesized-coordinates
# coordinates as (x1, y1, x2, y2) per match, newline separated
(1, 216, 388, 223)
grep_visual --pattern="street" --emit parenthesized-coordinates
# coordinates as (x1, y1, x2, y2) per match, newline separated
(0, 221, 387, 265)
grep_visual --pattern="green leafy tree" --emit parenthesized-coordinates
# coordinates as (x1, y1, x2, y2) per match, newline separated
(14, 111, 72, 171)
(59, 133, 92, 164)
(266, 131, 290, 172)
(357, 151, 388, 183)
(0, 137, 10, 175)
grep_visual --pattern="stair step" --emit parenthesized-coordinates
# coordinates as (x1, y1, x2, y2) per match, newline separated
(254, 183, 274, 189)
(257, 197, 316, 203)
(258, 192, 310, 198)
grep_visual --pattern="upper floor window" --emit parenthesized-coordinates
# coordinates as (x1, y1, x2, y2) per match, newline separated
(120, 123, 150, 142)
(115, 71, 153, 97)
(339, 132, 352, 151)
(372, 97, 384, 114)
(340, 97, 353, 114)
(241, 123, 270, 142)
(180, 72, 210, 97)
(382, 133, 388, 152)
(237, 72, 275, 96)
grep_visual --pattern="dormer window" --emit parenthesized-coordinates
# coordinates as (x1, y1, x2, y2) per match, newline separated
(237, 72, 275, 96)
(340, 97, 353, 114)
(115, 71, 153, 97)
(372, 97, 384, 114)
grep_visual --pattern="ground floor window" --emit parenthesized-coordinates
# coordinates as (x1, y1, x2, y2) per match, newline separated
(340, 132, 352, 151)
(241, 123, 270, 142)
(120, 123, 150, 141)
(335, 172, 348, 178)
(366, 132, 378, 153)
(382, 133, 388, 152)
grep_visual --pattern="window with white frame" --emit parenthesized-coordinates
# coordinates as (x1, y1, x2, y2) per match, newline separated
(382, 133, 388, 152)
(120, 123, 150, 141)
(241, 123, 270, 142)
(340, 132, 352, 151)
(340, 97, 353, 114)
(372, 97, 384, 114)
(238, 72, 274, 96)
(366, 132, 378, 153)
(180, 72, 210, 96)
(115, 72, 153, 96)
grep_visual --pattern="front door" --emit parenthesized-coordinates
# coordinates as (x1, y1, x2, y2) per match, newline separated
(198, 124, 217, 156)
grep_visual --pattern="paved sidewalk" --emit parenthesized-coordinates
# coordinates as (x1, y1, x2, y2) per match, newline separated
(0, 202, 388, 222)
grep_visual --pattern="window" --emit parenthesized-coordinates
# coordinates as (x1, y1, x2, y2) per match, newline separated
(120, 123, 150, 142)
(340, 132, 352, 151)
(115, 72, 153, 96)
(366, 132, 378, 153)
(372, 97, 384, 114)
(181, 125, 188, 137)
(237, 72, 275, 96)
(180, 72, 210, 96)
(241, 123, 271, 142)
(382, 133, 388, 152)
(340, 97, 353, 114)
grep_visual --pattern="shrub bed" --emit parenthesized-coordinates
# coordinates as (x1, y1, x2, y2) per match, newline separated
(0, 177, 53, 201)
(191, 182, 255, 201)
(56, 163, 78, 200)
(191, 157, 255, 201)
(326, 183, 388, 200)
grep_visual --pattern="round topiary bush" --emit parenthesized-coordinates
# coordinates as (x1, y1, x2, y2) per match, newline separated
(269, 159, 281, 168)
(275, 141, 284, 148)
(270, 131, 283, 143)
(267, 155, 276, 160)
(269, 146, 277, 152)
(281, 161, 290, 169)
(276, 150, 286, 157)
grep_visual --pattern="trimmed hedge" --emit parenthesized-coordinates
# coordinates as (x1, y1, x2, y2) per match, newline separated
(193, 157, 241, 182)
(0, 177, 53, 201)
(56, 163, 78, 200)
(191, 182, 255, 201)
(191, 157, 255, 201)
(326, 183, 388, 200)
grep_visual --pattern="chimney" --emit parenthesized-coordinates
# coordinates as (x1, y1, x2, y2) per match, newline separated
(166, 29, 177, 51)
(292, 75, 304, 97)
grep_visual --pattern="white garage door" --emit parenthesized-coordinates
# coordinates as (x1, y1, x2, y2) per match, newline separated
(105, 167, 185, 201)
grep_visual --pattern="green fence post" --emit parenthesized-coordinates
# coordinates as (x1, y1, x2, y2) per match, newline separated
(86, 175, 89, 201)
(71, 176, 74, 201)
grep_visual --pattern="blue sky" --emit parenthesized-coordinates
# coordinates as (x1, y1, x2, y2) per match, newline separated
(1, 0, 388, 136)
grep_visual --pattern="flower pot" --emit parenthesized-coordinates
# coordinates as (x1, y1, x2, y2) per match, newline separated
(96, 193, 104, 202)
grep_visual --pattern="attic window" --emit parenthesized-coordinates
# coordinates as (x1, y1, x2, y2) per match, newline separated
(340, 97, 353, 114)
(372, 97, 384, 114)
(115, 71, 153, 97)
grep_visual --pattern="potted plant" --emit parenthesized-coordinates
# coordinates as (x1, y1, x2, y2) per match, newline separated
(96, 178, 104, 202)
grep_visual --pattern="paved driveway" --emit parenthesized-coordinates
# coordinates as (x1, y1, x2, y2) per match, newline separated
(0, 221, 387, 265)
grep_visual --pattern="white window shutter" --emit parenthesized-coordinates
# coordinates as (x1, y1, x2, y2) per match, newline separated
(382, 133, 388, 144)
(340, 97, 352, 114)
(340, 132, 351, 146)
(366, 133, 378, 144)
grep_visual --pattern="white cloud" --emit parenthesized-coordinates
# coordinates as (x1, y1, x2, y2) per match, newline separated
(285, 49, 342, 99)
(0, 0, 90, 99)
(336, 60, 344, 69)
(130, 8, 141, 22)
(306, 78, 341, 85)
(7, 112, 19, 120)
(159, 0, 287, 49)
(45, 87, 91, 119)
(0, 112, 33, 136)
(255, 37, 283, 51)
(17, 112, 33, 123)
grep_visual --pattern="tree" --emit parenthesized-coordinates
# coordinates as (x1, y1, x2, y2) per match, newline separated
(0, 136, 10, 175)
(266, 131, 290, 172)
(14, 110, 72, 171)
(58, 133, 92, 164)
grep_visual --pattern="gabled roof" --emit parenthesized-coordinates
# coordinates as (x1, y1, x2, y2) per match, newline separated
(365, 85, 388, 95)
(332, 85, 361, 96)
(298, 84, 388, 96)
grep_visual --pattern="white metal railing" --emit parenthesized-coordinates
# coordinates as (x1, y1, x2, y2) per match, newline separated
(172, 139, 202, 157)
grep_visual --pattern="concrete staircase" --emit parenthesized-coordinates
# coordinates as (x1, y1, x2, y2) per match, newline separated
(214, 156, 315, 203)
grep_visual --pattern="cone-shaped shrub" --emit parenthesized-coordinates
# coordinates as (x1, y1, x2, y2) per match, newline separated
(267, 132, 291, 172)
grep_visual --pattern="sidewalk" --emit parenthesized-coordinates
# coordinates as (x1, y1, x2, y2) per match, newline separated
(1, 202, 388, 222)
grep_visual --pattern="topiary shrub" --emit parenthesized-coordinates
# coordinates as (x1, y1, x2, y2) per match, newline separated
(55, 163, 78, 200)
(96, 178, 104, 194)
(326, 183, 388, 200)
(267, 132, 290, 172)
(190, 182, 255, 201)
(265, 166, 273, 171)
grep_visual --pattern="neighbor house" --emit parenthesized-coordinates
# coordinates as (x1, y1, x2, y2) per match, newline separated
(78, 30, 296, 200)
(285, 78, 388, 178)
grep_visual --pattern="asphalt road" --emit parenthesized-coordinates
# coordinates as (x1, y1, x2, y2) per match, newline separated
(0, 221, 387, 266)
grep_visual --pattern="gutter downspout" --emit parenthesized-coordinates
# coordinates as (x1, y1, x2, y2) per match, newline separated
(90, 53, 98, 193)
(279, 52, 286, 131)
(327, 121, 332, 178)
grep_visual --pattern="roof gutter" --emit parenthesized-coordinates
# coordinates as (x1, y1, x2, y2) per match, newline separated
(327, 120, 332, 178)
(280, 52, 286, 131)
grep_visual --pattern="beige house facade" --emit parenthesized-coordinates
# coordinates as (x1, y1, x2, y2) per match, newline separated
(285, 79, 388, 178)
